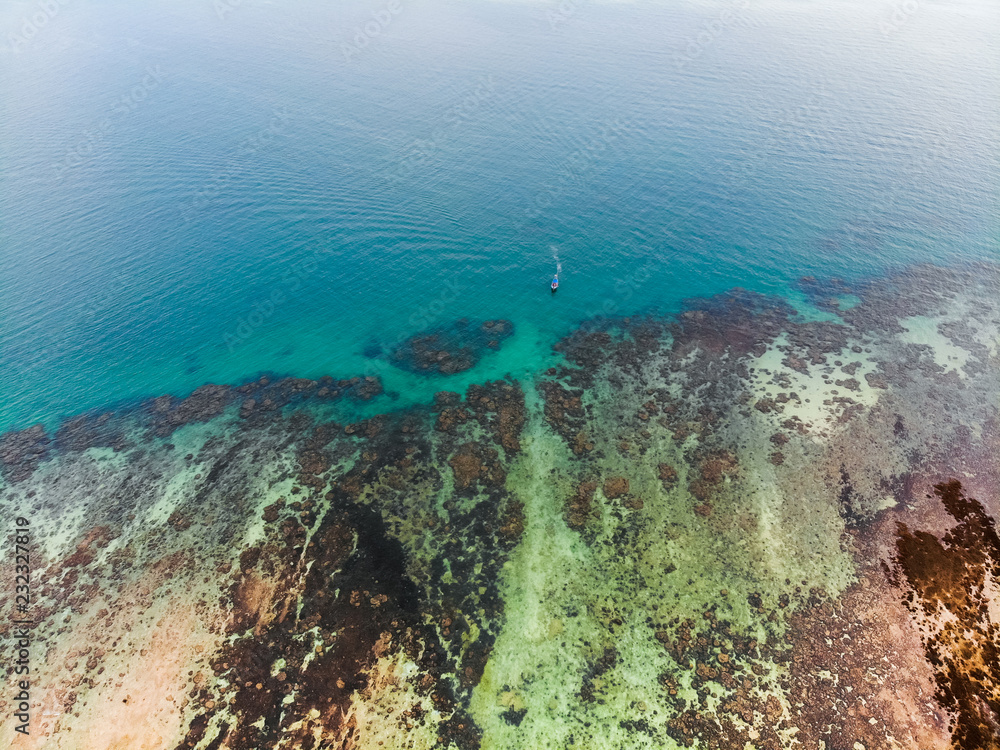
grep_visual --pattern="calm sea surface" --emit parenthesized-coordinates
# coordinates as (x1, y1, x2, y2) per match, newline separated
(1, 0, 997, 432)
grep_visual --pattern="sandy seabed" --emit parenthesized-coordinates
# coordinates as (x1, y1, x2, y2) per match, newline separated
(1, 263, 998, 750)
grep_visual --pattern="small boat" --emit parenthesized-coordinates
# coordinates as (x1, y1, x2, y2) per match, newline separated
(551, 276, 559, 292)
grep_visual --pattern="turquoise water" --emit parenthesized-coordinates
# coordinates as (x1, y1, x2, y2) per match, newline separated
(1, 0, 997, 432)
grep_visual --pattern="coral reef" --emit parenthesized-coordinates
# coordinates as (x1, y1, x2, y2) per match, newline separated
(389, 319, 515, 375)
(1, 263, 997, 749)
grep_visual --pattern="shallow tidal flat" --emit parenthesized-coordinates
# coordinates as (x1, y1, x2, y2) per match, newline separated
(1, 264, 998, 750)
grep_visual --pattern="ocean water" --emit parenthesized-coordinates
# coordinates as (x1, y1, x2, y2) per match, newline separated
(2, 3, 1000, 749)
(1, 0, 997, 433)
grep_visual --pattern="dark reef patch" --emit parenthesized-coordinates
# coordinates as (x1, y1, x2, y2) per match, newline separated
(55, 410, 129, 454)
(539, 380, 588, 453)
(673, 289, 793, 358)
(431, 379, 527, 461)
(565, 480, 597, 530)
(500, 706, 528, 726)
(0, 423, 50, 482)
(0, 372, 387, 483)
(464, 380, 525, 455)
(794, 274, 855, 314)
(148, 383, 234, 436)
(891, 480, 1000, 749)
(233, 374, 383, 429)
(580, 646, 618, 703)
(173, 403, 516, 750)
(389, 319, 514, 375)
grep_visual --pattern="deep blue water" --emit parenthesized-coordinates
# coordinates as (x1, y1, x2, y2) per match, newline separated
(1, 0, 997, 433)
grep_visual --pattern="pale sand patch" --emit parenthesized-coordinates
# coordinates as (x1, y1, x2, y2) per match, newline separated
(865, 596, 952, 749)
(783, 289, 844, 323)
(898, 315, 972, 376)
(987, 573, 1000, 625)
(743, 461, 854, 594)
(233, 569, 281, 634)
(470, 403, 606, 750)
(318, 641, 446, 750)
(0, 540, 224, 750)
(5, 586, 225, 750)
(748, 333, 881, 436)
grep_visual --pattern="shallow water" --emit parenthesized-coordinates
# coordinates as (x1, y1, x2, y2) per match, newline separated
(1, 0, 997, 432)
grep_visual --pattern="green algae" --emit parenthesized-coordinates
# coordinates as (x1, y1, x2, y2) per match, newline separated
(466, 347, 860, 748)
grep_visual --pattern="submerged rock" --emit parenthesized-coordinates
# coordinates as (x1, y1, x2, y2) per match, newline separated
(148, 383, 233, 436)
(5, 262, 999, 750)
(603, 476, 630, 499)
(389, 319, 514, 375)
(566, 480, 597, 529)
(0, 423, 50, 482)
(658, 463, 679, 486)
(466, 379, 525, 454)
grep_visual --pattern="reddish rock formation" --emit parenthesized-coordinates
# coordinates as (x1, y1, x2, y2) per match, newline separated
(658, 463, 679, 488)
(891, 481, 1000, 749)
(603, 476, 630, 499)
(566, 481, 597, 530)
